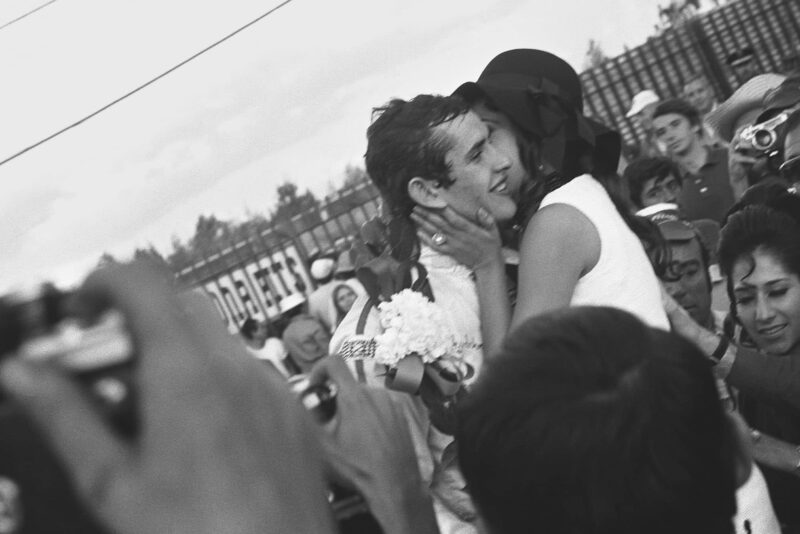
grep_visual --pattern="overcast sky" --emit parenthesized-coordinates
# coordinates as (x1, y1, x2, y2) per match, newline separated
(1, 0, 682, 292)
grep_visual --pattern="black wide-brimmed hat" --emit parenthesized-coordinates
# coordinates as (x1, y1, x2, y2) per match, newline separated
(454, 49, 621, 175)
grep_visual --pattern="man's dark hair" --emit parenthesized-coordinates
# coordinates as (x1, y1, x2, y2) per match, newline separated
(653, 98, 702, 128)
(364, 94, 470, 259)
(365, 94, 469, 219)
(457, 306, 738, 534)
(682, 71, 709, 90)
(657, 219, 713, 289)
(623, 157, 682, 209)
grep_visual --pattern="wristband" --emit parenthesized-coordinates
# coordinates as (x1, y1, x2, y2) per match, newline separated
(710, 334, 730, 363)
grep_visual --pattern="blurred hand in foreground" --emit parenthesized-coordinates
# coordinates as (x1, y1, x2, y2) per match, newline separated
(0, 264, 335, 534)
(308, 355, 440, 534)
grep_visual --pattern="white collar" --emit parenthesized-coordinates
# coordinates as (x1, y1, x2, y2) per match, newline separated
(418, 245, 472, 277)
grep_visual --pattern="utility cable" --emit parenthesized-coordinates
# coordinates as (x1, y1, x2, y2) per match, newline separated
(0, 0, 294, 168)
(0, 0, 58, 32)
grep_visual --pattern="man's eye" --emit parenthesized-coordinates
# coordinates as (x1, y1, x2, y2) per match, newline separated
(470, 150, 483, 162)
(684, 267, 699, 277)
(769, 288, 788, 298)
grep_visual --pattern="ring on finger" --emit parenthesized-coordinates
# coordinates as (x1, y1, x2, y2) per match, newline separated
(431, 232, 447, 246)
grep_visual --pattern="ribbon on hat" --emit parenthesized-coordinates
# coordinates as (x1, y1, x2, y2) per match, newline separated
(524, 79, 571, 138)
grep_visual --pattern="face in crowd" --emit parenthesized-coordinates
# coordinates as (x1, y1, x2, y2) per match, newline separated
(659, 222, 713, 328)
(683, 78, 715, 115)
(640, 173, 682, 207)
(731, 248, 800, 356)
(469, 100, 529, 202)
(719, 184, 800, 357)
(635, 102, 659, 132)
(333, 285, 357, 315)
(416, 109, 518, 223)
(653, 112, 701, 156)
(623, 157, 683, 210)
(782, 114, 800, 186)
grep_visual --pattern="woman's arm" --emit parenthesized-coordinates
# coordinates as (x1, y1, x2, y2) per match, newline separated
(664, 290, 800, 411)
(412, 206, 510, 359)
(750, 430, 800, 477)
(511, 204, 599, 331)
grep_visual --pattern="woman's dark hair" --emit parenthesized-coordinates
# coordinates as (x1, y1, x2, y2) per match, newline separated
(332, 284, 356, 315)
(488, 97, 670, 276)
(719, 186, 800, 322)
(457, 306, 738, 534)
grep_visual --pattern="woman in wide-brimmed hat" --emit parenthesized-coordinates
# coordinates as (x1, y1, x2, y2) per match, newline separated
(412, 49, 669, 356)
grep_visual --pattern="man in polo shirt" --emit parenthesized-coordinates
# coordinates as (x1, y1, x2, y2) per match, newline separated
(653, 98, 735, 223)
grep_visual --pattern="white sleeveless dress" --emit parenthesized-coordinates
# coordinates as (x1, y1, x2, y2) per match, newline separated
(539, 174, 670, 330)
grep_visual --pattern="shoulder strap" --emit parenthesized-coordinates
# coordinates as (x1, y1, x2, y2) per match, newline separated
(410, 262, 435, 302)
(352, 297, 377, 383)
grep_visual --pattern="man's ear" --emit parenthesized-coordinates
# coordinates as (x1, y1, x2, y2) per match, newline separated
(408, 177, 448, 208)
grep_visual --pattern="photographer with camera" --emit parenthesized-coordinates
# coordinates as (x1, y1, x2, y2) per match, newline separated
(709, 73, 800, 203)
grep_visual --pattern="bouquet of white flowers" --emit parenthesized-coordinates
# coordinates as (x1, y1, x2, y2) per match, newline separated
(372, 289, 473, 396)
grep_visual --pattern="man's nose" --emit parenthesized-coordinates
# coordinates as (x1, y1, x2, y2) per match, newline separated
(490, 144, 511, 171)
(664, 280, 685, 300)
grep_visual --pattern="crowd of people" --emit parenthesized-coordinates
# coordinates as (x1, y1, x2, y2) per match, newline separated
(3, 43, 800, 534)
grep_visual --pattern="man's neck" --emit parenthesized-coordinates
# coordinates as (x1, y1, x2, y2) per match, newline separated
(676, 141, 707, 175)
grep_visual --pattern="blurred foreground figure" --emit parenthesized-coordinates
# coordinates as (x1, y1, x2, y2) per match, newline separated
(457, 306, 758, 534)
(0, 266, 337, 534)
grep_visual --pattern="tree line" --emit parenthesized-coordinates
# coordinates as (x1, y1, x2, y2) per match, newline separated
(99, 165, 370, 273)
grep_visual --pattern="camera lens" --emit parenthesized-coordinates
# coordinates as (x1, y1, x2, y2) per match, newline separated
(753, 129, 775, 151)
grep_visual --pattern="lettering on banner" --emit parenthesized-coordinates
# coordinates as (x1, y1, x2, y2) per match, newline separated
(204, 286, 234, 328)
(247, 263, 281, 317)
(253, 266, 282, 306)
(193, 244, 316, 325)
(286, 256, 307, 293)
(219, 284, 246, 325)
(231, 269, 262, 320)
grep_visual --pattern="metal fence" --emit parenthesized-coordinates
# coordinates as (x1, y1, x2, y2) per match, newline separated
(176, 179, 382, 331)
(580, 0, 800, 148)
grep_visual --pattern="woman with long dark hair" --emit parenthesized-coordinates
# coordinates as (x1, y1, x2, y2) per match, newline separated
(412, 49, 669, 357)
(715, 188, 800, 531)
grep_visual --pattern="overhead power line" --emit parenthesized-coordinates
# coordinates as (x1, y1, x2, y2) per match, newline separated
(0, 0, 58, 32)
(0, 0, 295, 168)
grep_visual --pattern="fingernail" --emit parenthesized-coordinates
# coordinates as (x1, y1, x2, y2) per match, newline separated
(477, 207, 489, 219)
(0, 359, 36, 395)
